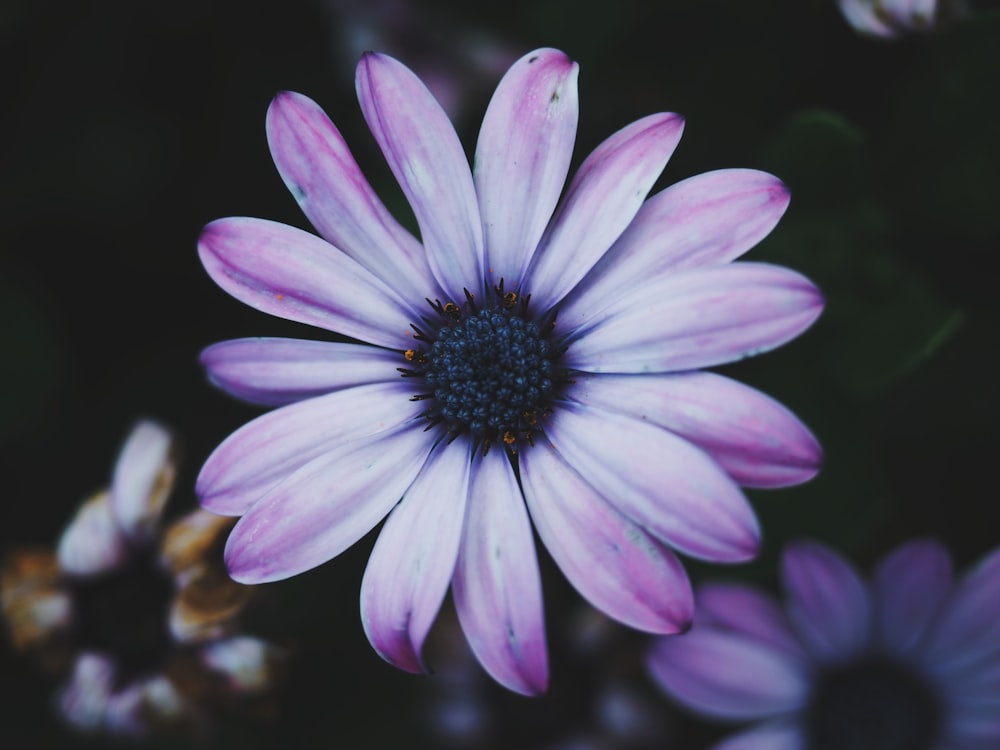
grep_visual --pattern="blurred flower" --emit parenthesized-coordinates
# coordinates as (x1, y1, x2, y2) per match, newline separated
(836, 0, 967, 38)
(323, 0, 519, 122)
(647, 538, 1000, 750)
(197, 47, 824, 695)
(1, 421, 284, 738)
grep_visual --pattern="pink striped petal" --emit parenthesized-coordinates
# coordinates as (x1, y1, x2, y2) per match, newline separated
(356, 52, 484, 301)
(453, 448, 548, 695)
(696, 583, 807, 660)
(647, 627, 808, 720)
(543, 402, 760, 562)
(712, 722, 806, 750)
(361, 439, 472, 673)
(473, 48, 579, 285)
(197, 381, 421, 516)
(564, 262, 823, 374)
(780, 540, 871, 661)
(199, 217, 417, 349)
(520, 443, 693, 634)
(525, 113, 685, 311)
(571, 372, 822, 488)
(266, 91, 441, 302)
(56, 493, 127, 577)
(110, 420, 176, 544)
(873, 538, 954, 655)
(558, 169, 790, 332)
(200, 338, 401, 407)
(225, 425, 434, 583)
(924, 545, 1000, 672)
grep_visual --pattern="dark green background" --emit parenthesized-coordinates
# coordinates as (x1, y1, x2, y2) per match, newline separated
(2, 0, 998, 747)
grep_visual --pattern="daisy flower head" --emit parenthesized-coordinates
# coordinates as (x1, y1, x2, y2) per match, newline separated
(1, 421, 285, 738)
(646, 539, 1000, 750)
(197, 48, 824, 695)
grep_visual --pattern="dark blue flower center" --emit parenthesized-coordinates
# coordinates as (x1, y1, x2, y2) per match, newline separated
(401, 284, 563, 452)
(804, 655, 943, 750)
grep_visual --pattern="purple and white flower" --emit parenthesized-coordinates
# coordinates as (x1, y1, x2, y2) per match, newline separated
(647, 539, 1000, 750)
(196, 48, 824, 695)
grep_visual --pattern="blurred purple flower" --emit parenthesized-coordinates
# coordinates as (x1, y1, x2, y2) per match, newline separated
(647, 538, 1000, 750)
(1, 421, 284, 738)
(836, 0, 967, 38)
(196, 47, 824, 695)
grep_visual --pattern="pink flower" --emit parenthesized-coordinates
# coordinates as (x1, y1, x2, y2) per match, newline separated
(647, 539, 1000, 750)
(1, 421, 284, 738)
(197, 48, 824, 695)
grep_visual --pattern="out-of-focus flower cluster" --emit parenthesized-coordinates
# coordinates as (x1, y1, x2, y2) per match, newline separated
(1, 421, 285, 739)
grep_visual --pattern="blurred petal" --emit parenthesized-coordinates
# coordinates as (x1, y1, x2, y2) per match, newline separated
(197, 381, 422, 516)
(57, 492, 127, 577)
(266, 90, 441, 301)
(102, 674, 191, 737)
(560, 169, 791, 332)
(198, 217, 417, 348)
(201, 636, 282, 692)
(925, 545, 1000, 672)
(0, 549, 73, 650)
(161, 509, 233, 577)
(200, 337, 400, 407)
(781, 540, 871, 661)
(453, 448, 548, 695)
(361, 438, 472, 673)
(837, 0, 899, 37)
(520, 443, 693, 634)
(647, 627, 808, 720)
(58, 653, 116, 731)
(356, 52, 483, 300)
(225, 425, 434, 583)
(170, 564, 253, 643)
(564, 262, 823, 374)
(873, 538, 954, 655)
(696, 582, 807, 660)
(544, 402, 760, 562)
(526, 113, 685, 310)
(111, 420, 177, 544)
(711, 722, 806, 750)
(571, 372, 822, 488)
(474, 48, 579, 284)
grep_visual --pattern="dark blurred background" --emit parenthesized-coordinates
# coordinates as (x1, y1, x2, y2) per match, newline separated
(2, 0, 998, 747)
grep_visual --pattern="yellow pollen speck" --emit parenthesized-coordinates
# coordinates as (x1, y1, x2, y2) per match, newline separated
(503, 431, 516, 445)
(404, 350, 416, 361)
(275, 293, 284, 300)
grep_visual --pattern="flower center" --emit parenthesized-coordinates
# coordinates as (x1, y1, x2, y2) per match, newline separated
(804, 655, 943, 750)
(70, 549, 175, 685)
(401, 283, 564, 452)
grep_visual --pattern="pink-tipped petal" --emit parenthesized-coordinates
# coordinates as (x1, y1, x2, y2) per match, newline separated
(564, 262, 823, 374)
(361, 439, 472, 673)
(56, 493, 126, 577)
(520, 443, 693, 634)
(225, 425, 434, 583)
(559, 169, 791, 332)
(266, 91, 441, 301)
(198, 217, 416, 349)
(780, 540, 871, 661)
(200, 337, 401, 407)
(696, 583, 807, 660)
(453, 448, 548, 695)
(924, 545, 1000, 673)
(571, 372, 822, 488)
(110, 420, 176, 544)
(543, 402, 760, 563)
(647, 627, 808, 720)
(711, 722, 806, 750)
(356, 52, 483, 300)
(873, 538, 954, 655)
(197, 382, 421, 516)
(473, 48, 579, 285)
(525, 113, 685, 310)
